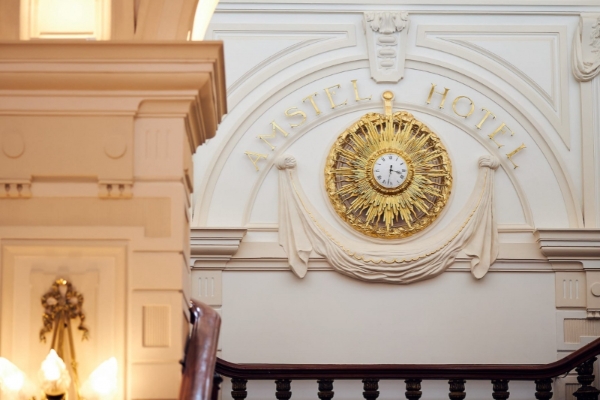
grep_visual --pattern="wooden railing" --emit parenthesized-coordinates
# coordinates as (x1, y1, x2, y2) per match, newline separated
(212, 337, 600, 400)
(179, 299, 221, 400)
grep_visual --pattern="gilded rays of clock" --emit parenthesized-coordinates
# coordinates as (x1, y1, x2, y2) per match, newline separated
(325, 92, 452, 239)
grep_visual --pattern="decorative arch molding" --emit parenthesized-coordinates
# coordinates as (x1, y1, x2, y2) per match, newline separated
(192, 58, 369, 224)
(207, 23, 358, 109)
(193, 56, 581, 229)
(416, 25, 571, 149)
(240, 100, 534, 230)
(412, 56, 582, 228)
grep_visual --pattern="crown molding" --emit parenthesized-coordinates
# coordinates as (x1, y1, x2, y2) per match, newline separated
(0, 41, 227, 145)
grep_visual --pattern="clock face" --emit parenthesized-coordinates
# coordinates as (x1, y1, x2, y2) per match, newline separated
(373, 153, 409, 189)
(325, 110, 452, 239)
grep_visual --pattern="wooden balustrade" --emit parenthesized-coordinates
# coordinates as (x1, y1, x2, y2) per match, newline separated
(211, 336, 600, 400)
(179, 299, 221, 400)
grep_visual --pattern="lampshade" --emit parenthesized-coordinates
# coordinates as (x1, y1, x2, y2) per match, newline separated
(80, 358, 118, 400)
(0, 357, 37, 400)
(39, 350, 71, 396)
(0, 357, 25, 392)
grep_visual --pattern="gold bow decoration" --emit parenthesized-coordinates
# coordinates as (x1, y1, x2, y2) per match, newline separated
(40, 279, 89, 345)
(39, 278, 89, 399)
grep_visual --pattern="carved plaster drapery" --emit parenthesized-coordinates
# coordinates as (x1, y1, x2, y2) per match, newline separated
(572, 14, 600, 82)
(277, 154, 499, 284)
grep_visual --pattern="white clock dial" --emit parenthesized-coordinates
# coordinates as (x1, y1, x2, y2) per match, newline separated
(372, 153, 409, 189)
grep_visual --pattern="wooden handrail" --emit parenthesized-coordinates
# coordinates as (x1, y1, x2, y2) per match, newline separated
(179, 299, 221, 400)
(215, 336, 600, 381)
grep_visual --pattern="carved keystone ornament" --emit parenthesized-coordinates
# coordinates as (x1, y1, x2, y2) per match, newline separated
(363, 12, 410, 83)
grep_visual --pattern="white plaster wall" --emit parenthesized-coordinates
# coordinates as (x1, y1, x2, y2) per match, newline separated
(220, 271, 556, 364)
(191, 4, 600, 398)
(195, 11, 582, 229)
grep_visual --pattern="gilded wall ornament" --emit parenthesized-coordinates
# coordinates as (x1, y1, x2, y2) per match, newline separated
(40, 278, 88, 398)
(325, 91, 452, 239)
(40, 279, 88, 345)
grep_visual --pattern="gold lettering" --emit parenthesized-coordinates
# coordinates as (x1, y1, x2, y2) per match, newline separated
(351, 80, 372, 102)
(244, 151, 268, 171)
(488, 122, 514, 148)
(506, 143, 526, 169)
(476, 108, 496, 129)
(324, 84, 348, 109)
(257, 121, 289, 151)
(452, 96, 475, 118)
(426, 84, 450, 109)
(302, 92, 322, 116)
(284, 107, 307, 128)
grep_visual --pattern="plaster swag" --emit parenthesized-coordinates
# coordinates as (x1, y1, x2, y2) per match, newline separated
(572, 14, 600, 82)
(277, 154, 500, 284)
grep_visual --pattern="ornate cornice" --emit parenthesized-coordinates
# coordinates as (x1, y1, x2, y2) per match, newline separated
(190, 227, 247, 267)
(0, 41, 227, 147)
(536, 229, 600, 259)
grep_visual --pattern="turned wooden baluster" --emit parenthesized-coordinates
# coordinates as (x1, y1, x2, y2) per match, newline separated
(448, 379, 466, 400)
(362, 379, 379, 400)
(534, 378, 553, 400)
(405, 379, 422, 400)
(276, 379, 292, 400)
(574, 357, 600, 400)
(211, 373, 223, 400)
(318, 379, 334, 400)
(231, 378, 248, 400)
(491, 379, 510, 400)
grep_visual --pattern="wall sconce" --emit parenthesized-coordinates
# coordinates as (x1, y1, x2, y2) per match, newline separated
(0, 351, 117, 400)
(0, 279, 117, 400)
(39, 350, 71, 400)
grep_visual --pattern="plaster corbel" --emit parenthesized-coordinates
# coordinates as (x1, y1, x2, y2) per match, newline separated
(537, 229, 600, 317)
(190, 227, 247, 269)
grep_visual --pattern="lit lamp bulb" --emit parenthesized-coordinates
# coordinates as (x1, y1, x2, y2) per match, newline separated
(39, 350, 71, 400)
(80, 358, 117, 400)
(0, 358, 25, 391)
(0, 357, 25, 399)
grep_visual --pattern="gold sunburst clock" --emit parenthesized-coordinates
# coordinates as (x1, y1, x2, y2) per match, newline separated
(325, 91, 452, 239)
